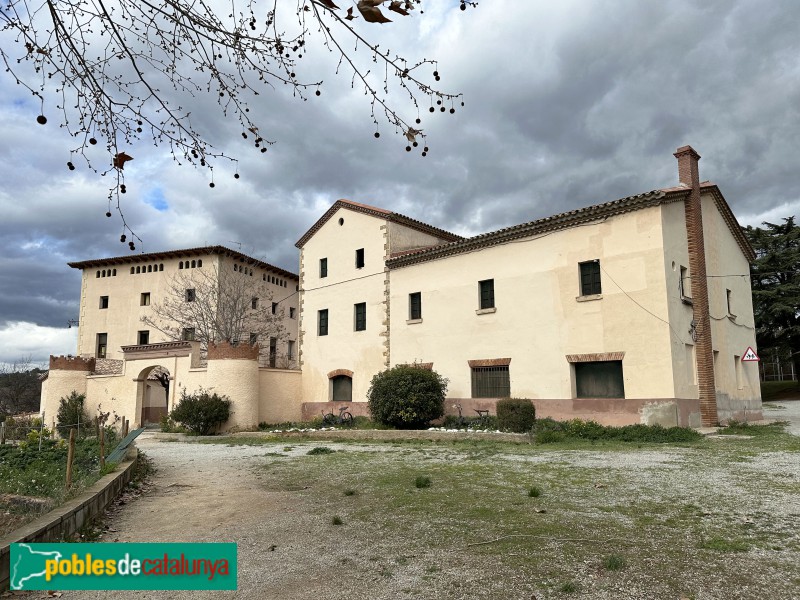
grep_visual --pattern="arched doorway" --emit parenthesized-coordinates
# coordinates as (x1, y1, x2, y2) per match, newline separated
(331, 375, 352, 402)
(138, 365, 171, 425)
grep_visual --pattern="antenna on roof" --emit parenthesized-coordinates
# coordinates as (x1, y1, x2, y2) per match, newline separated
(227, 241, 242, 251)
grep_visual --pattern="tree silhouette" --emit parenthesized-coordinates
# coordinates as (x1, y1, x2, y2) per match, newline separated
(0, 0, 476, 246)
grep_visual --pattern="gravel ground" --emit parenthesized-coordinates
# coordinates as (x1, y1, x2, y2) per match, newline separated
(763, 399, 800, 435)
(34, 420, 800, 600)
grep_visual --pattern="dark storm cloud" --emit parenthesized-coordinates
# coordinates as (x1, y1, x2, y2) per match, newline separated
(1, 0, 799, 361)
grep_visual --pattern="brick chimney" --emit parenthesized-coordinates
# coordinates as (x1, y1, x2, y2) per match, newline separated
(674, 146, 717, 425)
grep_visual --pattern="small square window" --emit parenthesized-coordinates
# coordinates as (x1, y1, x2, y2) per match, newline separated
(185, 288, 196, 302)
(409, 292, 422, 320)
(137, 330, 150, 345)
(478, 279, 495, 310)
(99, 296, 109, 309)
(579, 261, 601, 296)
(318, 309, 329, 336)
(355, 248, 365, 269)
(249, 333, 258, 346)
(140, 292, 150, 306)
(354, 302, 367, 331)
(182, 328, 195, 341)
(320, 258, 328, 278)
(289, 307, 296, 319)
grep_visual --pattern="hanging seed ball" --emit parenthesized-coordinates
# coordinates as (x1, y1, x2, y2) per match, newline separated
(242, 132, 247, 139)
(415, 118, 421, 124)
(461, 101, 465, 106)
(136, 127, 142, 133)
(436, 99, 442, 105)
(422, 151, 427, 157)
(429, 107, 435, 113)
(424, 146, 429, 152)
(405, 146, 412, 152)
(67, 162, 75, 170)
(120, 234, 126, 242)
(460, 2, 466, 10)
(315, 90, 321, 96)
(290, 72, 295, 78)
(374, 132, 380, 138)
(120, 184, 127, 193)
(261, 147, 267, 153)
(450, 108, 455, 114)
(105, 211, 112, 217)
(89, 138, 97, 145)
(219, 92, 224, 97)
(209, 182, 215, 188)
(200, 159, 206, 166)
(37, 115, 47, 125)
(433, 70, 439, 77)
(129, 242, 135, 250)
(137, 120, 143, 125)
(435, 76, 440, 82)
(245, 107, 250, 112)
(234, 173, 240, 179)
(412, 141, 418, 147)
(440, 106, 446, 112)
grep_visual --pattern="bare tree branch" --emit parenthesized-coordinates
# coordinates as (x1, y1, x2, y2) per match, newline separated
(0, 0, 477, 247)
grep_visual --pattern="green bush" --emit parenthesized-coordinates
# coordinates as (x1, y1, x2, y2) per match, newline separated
(56, 391, 90, 437)
(169, 388, 231, 435)
(367, 365, 448, 429)
(496, 398, 536, 433)
(531, 418, 703, 444)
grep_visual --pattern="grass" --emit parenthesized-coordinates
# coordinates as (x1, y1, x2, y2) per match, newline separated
(236, 422, 800, 599)
(760, 380, 800, 402)
(307, 446, 335, 455)
(331, 515, 344, 526)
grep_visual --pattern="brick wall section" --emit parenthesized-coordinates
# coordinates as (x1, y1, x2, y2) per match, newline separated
(468, 358, 512, 368)
(49, 355, 96, 371)
(675, 145, 718, 425)
(327, 369, 354, 379)
(565, 352, 625, 363)
(207, 341, 260, 360)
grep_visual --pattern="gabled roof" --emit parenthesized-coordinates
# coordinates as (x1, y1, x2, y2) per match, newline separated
(68, 245, 299, 280)
(387, 184, 755, 269)
(295, 199, 463, 249)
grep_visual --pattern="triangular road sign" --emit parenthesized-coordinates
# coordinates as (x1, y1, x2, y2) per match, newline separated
(742, 347, 760, 362)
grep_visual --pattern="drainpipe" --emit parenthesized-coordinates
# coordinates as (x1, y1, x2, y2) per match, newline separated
(675, 145, 718, 425)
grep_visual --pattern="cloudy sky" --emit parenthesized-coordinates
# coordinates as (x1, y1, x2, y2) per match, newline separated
(0, 0, 798, 365)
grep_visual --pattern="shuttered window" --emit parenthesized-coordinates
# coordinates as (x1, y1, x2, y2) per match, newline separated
(318, 309, 328, 336)
(409, 292, 422, 320)
(579, 261, 601, 296)
(354, 302, 367, 331)
(479, 279, 495, 309)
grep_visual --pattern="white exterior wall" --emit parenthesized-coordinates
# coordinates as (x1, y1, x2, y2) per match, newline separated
(299, 207, 390, 403)
(701, 193, 762, 419)
(390, 206, 675, 401)
(75, 253, 298, 362)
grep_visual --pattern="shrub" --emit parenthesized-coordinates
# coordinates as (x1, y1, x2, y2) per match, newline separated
(56, 391, 90, 437)
(414, 476, 432, 489)
(308, 446, 334, 455)
(496, 398, 536, 433)
(367, 365, 448, 429)
(603, 554, 626, 571)
(169, 388, 231, 435)
(159, 414, 186, 433)
(528, 485, 542, 498)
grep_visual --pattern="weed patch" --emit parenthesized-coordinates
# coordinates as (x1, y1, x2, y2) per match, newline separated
(307, 447, 334, 455)
(414, 476, 432, 489)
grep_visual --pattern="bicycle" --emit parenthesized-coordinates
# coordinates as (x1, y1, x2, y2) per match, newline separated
(322, 405, 354, 427)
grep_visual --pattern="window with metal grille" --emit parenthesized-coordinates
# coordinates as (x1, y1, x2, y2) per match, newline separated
(471, 365, 510, 398)
(318, 309, 328, 336)
(478, 279, 495, 309)
(355, 248, 365, 269)
(269, 337, 277, 368)
(354, 302, 366, 331)
(320, 257, 328, 278)
(579, 260, 601, 296)
(409, 292, 421, 320)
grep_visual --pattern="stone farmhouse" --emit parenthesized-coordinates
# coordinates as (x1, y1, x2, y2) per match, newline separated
(41, 146, 762, 429)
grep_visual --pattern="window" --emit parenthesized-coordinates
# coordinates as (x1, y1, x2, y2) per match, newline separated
(734, 355, 743, 389)
(96, 271, 100, 278)
(579, 260, 602, 296)
(320, 258, 328, 278)
(287, 340, 295, 360)
(471, 366, 510, 398)
(478, 279, 495, 310)
(269, 337, 277, 368)
(409, 292, 422, 320)
(140, 292, 150, 306)
(289, 307, 296, 319)
(355, 248, 365, 269)
(318, 309, 329, 336)
(271, 302, 278, 315)
(182, 328, 195, 341)
(179, 261, 184, 269)
(137, 330, 150, 345)
(99, 296, 109, 309)
(680, 266, 692, 302)
(96, 333, 107, 358)
(331, 375, 352, 401)
(252, 297, 259, 310)
(191, 260, 196, 268)
(575, 361, 624, 398)
(185, 288, 196, 302)
(249, 333, 258, 346)
(354, 302, 367, 331)
(130, 267, 135, 274)
(726, 289, 735, 316)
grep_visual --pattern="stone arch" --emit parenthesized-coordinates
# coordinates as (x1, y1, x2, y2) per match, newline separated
(328, 369, 353, 402)
(135, 364, 172, 425)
